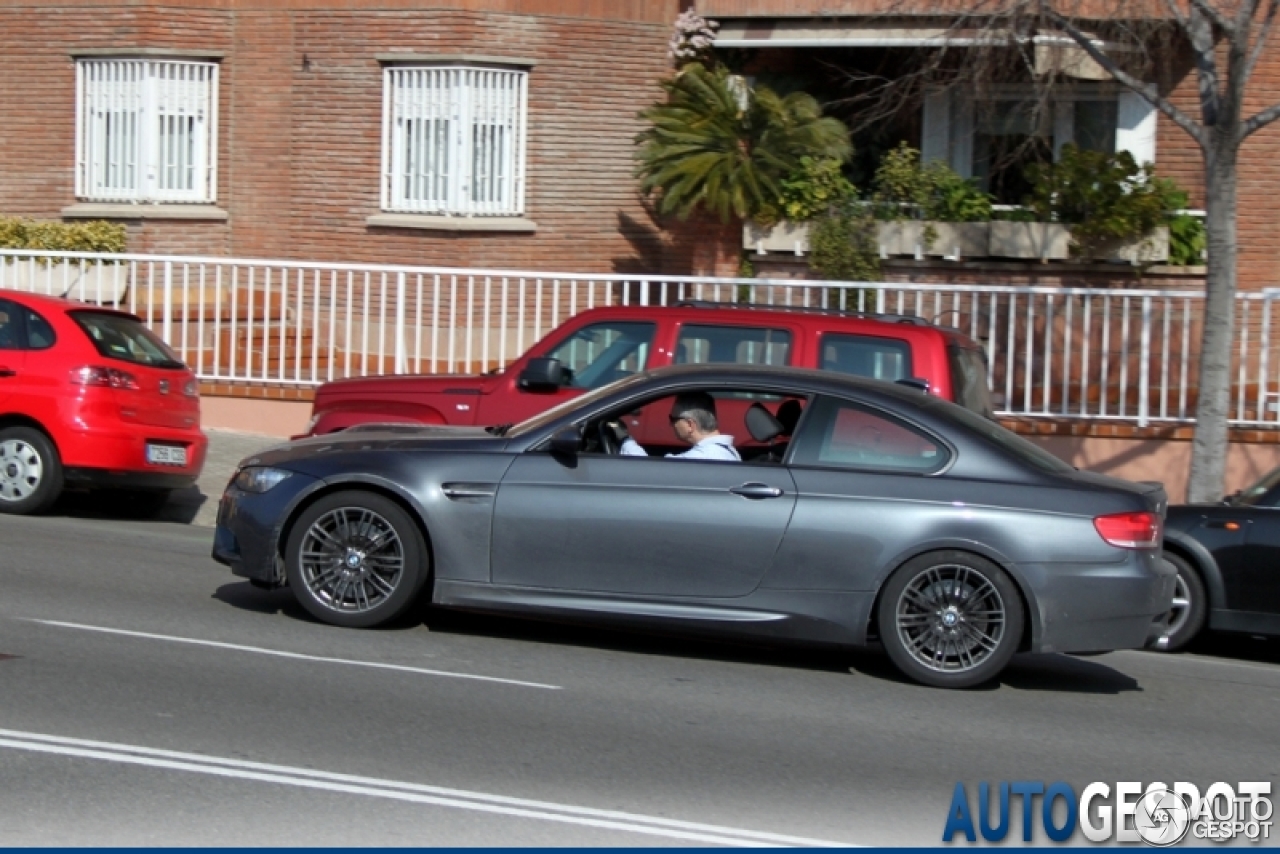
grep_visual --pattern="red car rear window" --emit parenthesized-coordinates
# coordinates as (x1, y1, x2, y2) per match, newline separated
(70, 310, 186, 369)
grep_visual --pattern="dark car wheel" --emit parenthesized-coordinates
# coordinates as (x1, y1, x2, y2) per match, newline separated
(285, 491, 429, 629)
(0, 426, 63, 516)
(1149, 551, 1206, 652)
(878, 550, 1025, 689)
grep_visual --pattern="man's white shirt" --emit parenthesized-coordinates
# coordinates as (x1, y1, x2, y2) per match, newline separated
(619, 434, 741, 461)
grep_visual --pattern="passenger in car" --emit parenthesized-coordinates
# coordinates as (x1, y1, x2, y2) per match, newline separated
(610, 391, 740, 461)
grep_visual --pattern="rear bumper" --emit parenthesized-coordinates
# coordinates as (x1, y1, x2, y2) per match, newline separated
(1024, 550, 1176, 653)
(57, 418, 207, 483)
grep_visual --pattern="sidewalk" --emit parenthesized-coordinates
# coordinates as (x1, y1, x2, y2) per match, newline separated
(163, 429, 287, 527)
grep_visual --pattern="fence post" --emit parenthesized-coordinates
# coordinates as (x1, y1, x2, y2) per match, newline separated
(1139, 297, 1151, 427)
(162, 260, 173, 344)
(394, 271, 407, 374)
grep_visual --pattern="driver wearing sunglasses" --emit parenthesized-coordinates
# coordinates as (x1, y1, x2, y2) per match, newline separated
(610, 391, 740, 461)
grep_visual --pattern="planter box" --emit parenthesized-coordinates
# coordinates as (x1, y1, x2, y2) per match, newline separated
(923, 222, 990, 259)
(989, 222, 1072, 260)
(0, 259, 130, 304)
(743, 220, 810, 255)
(1085, 226, 1170, 264)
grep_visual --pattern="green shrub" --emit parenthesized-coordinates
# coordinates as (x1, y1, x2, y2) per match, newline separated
(871, 143, 992, 224)
(0, 217, 127, 255)
(1025, 145, 1183, 257)
(776, 156, 856, 222)
(1167, 212, 1207, 266)
(810, 201, 881, 283)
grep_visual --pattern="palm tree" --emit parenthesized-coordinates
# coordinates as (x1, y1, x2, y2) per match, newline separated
(635, 64, 852, 223)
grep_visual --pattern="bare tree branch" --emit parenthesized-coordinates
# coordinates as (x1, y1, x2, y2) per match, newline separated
(1041, 6, 1208, 145)
(1187, 0, 1236, 35)
(1244, 0, 1280, 81)
(1185, 5, 1226, 127)
(1242, 100, 1280, 135)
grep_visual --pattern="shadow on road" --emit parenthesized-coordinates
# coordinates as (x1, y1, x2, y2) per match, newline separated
(998, 653, 1142, 694)
(50, 486, 207, 525)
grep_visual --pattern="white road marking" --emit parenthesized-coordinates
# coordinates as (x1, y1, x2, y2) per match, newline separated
(32, 620, 560, 690)
(0, 729, 855, 847)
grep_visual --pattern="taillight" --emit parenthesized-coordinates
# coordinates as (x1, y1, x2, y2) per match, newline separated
(1094, 511, 1161, 549)
(70, 365, 139, 390)
(183, 379, 199, 398)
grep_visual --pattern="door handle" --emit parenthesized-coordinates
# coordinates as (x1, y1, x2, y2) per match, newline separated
(0, 367, 14, 378)
(730, 482, 784, 499)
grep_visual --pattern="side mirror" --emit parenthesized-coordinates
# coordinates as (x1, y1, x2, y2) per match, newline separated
(518, 357, 567, 391)
(549, 424, 582, 456)
(895, 377, 930, 393)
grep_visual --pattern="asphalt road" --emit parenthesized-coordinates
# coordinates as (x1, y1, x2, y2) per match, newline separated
(1, 511, 1278, 846)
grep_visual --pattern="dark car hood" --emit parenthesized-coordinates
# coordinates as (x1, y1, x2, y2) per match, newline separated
(239, 423, 510, 468)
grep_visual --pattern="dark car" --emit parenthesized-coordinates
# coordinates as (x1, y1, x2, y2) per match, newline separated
(1157, 468, 1280, 651)
(213, 365, 1172, 689)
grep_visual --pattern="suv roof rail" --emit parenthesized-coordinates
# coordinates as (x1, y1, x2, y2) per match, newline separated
(672, 299, 931, 326)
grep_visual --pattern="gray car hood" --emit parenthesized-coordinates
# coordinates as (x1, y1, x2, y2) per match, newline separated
(239, 423, 509, 469)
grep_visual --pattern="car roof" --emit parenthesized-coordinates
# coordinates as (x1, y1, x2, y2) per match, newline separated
(0, 288, 135, 318)
(568, 302, 981, 347)
(628, 362, 936, 405)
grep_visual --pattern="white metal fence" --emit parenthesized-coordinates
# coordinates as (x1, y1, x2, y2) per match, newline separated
(3, 248, 1277, 427)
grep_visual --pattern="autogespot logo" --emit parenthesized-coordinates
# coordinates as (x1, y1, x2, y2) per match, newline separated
(943, 781, 1273, 845)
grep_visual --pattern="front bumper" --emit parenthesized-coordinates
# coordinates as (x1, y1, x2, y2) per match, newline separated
(1023, 550, 1176, 653)
(211, 471, 320, 585)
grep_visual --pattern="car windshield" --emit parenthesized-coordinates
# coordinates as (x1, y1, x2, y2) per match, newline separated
(1232, 466, 1280, 506)
(506, 373, 652, 438)
(71, 310, 186, 368)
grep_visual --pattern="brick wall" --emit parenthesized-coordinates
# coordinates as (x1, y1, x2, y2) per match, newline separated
(0, 1, 710, 276)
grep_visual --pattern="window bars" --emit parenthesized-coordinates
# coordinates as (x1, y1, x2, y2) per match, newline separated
(75, 58, 219, 204)
(382, 66, 528, 217)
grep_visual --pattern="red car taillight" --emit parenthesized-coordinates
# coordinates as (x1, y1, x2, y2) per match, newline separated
(1094, 511, 1162, 549)
(70, 365, 139, 391)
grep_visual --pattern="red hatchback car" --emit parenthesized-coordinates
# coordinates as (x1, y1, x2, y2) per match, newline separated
(0, 289, 207, 516)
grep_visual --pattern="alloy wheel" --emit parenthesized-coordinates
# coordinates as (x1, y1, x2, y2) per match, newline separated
(0, 439, 44, 503)
(894, 563, 1008, 674)
(298, 506, 406, 614)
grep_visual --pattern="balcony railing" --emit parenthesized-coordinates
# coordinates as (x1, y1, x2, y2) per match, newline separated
(3, 248, 1276, 427)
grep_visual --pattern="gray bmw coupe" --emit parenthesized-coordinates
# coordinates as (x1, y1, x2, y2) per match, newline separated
(213, 365, 1174, 688)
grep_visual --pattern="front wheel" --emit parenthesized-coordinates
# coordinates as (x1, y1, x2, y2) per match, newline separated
(1149, 552, 1206, 652)
(285, 491, 429, 628)
(0, 426, 63, 516)
(877, 550, 1024, 689)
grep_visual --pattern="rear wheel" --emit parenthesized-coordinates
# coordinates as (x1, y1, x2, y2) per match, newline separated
(285, 491, 429, 628)
(0, 426, 63, 516)
(1149, 552, 1206, 652)
(878, 550, 1024, 689)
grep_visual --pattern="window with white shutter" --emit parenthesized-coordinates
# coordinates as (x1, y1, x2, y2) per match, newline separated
(382, 65, 528, 216)
(75, 58, 218, 203)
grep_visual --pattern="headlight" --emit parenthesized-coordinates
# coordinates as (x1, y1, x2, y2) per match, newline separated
(234, 466, 293, 494)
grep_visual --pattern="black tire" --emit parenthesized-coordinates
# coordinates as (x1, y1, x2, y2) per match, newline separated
(285, 491, 429, 628)
(96, 488, 172, 518)
(1149, 551, 1207, 652)
(0, 426, 63, 516)
(877, 550, 1025, 689)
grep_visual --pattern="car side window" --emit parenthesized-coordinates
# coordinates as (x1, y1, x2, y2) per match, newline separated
(23, 307, 56, 350)
(675, 324, 791, 366)
(545, 321, 654, 389)
(819, 333, 911, 381)
(0, 300, 20, 350)
(789, 395, 949, 474)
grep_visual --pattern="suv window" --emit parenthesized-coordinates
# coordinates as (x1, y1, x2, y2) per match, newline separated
(820, 333, 912, 381)
(676, 324, 791, 366)
(546, 321, 654, 389)
(71, 311, 185, 368)
(948, 345, 995, 418)
(790, 395, 949, 473)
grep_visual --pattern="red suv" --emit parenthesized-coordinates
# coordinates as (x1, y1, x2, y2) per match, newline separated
(305, 303, 993, 437)
(0, 289, 207, 516)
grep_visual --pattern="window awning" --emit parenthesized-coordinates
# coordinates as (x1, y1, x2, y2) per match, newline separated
(714, 18, 1009, 48)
